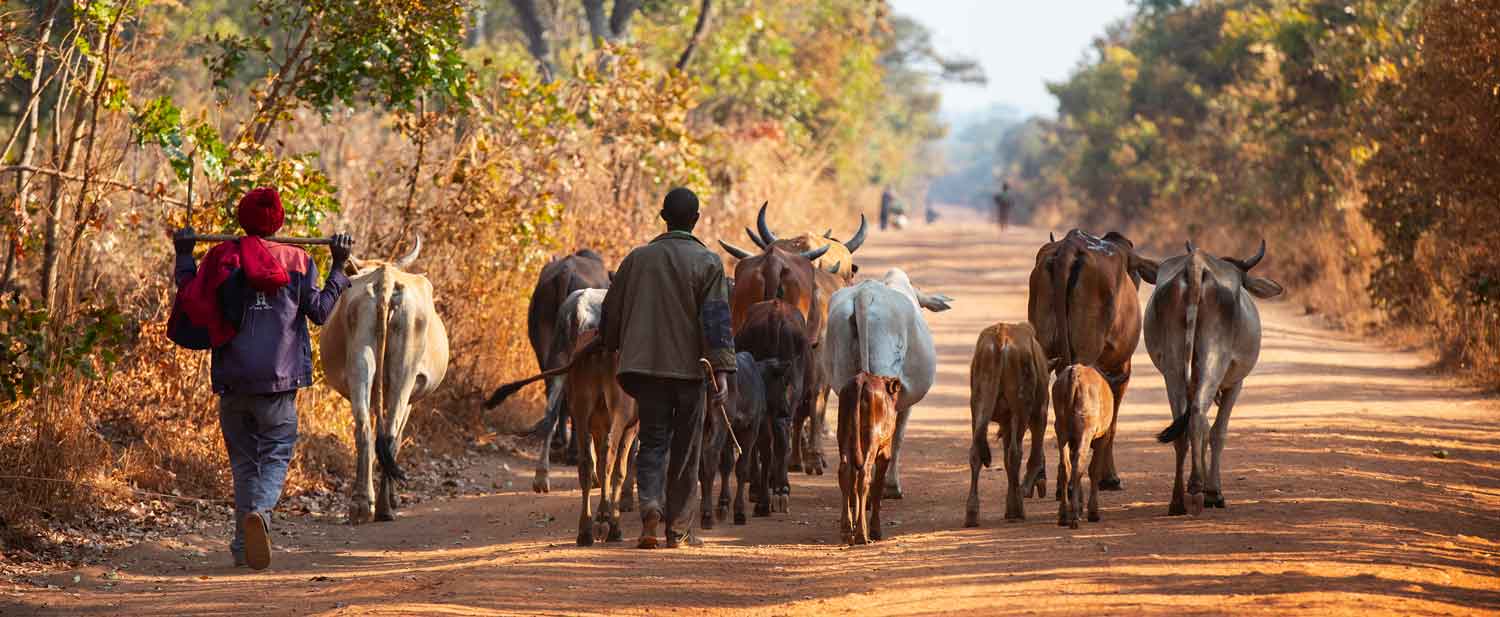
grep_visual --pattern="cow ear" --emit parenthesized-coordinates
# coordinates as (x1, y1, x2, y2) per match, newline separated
(885, 379, 902, 399)
(1244, 275, 1284, 299)
(343, 257, 364, 276)
(918, 292, 953, 312)
(850, 263, 859, 274)
(1130, 253, 1159, 286)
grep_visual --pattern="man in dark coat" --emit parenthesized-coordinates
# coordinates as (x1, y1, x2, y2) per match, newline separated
(993, 182, 1013, 232)
(172, 188, 353, 570)
(601, 187, 734, 549)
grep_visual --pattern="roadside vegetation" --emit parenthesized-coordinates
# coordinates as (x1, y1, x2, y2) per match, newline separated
(0, 0, 976, 559)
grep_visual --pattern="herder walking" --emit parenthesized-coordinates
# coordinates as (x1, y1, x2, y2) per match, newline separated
(993, 182, 1013, 232)
(601, 187, 734, 549)
(170, 188, 353, 570)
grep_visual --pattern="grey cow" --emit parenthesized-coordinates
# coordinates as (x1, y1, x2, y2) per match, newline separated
(1146, 240, 1284, 516)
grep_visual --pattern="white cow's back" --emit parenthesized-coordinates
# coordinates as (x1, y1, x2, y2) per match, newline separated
(824, 272, 938, 410)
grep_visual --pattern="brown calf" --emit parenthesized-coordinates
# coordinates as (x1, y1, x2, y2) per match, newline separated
(837, 372, 902, 545)
(966, 322, 1050, 527)
(1052, 364, 1116, 529)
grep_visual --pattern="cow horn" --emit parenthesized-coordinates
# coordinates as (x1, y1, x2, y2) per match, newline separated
(1228, 239, 1267, 271)
(800, 244, 831, 263)
(719, 240, 753, 260)
(394, 234, 422, 269)
(823, 228, 835, 240)
(843, 214, 868, 253)
(1049, 232, 1056, 243)
(1185, 240, 1197, 254)
(826, 261, 842, 274)
(756, 202, 778, 245)
(745, 227, 768, 250)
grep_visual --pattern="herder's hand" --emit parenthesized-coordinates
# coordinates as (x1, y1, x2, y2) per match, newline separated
(173, 227, 196, 256)
(712, 371, 730, 406)
(329, 233, 354, 269)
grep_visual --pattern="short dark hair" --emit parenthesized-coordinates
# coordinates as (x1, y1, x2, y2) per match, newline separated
(662, 187, 700, 229)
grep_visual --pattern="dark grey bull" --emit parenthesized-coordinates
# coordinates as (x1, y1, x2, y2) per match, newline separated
(1147, 240, 1284, 515)
(526, 250, 611, 463)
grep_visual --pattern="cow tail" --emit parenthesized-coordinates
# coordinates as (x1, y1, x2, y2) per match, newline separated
(372, 267, 406, 482)
(853, 293, 871, 374)
(969, 334, 999, 469)
(1054, 252, 1082, 371)
(1158, 256, 1203, 444)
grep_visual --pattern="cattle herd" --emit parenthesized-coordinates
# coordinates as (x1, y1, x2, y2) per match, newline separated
(320, 208, 1285, 547)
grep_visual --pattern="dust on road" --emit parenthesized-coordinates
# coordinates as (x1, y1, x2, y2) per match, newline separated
(11, 214, 1499, 616)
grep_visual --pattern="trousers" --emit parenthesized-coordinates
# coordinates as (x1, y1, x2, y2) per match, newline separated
(219, 391, 299, 554)
(620, 374, 704, 535)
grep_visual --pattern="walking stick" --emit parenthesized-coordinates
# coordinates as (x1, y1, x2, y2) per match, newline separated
(177, 156, 338, 247)
(700, 358, 741, 458)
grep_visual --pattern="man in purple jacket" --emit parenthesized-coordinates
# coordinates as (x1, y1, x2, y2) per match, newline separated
(172, 188, 352, 570)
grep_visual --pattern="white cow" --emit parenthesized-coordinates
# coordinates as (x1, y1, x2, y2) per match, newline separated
(320, 237, 450, 524)
(824, 268, 951, 499)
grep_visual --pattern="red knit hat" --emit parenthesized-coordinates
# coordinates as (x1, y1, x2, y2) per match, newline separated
(236, 188, 285, 237)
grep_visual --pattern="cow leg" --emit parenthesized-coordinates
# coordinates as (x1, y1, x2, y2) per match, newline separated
(592, 408, 620, 544)
(1169, 436, 1188, 516)
(1087, 437, 1106, 522)
(1003, 414, 1025, 521)
(376, 434, 401, 522)
(788, 412, 804, 474)
(752, 426, 771, 517)
(882, 405, 912, 500)
(869, 453, 891, 541)
(699, 430, 719, 531)
(1056, 436, 1072, 527)
(347, 367, 376, 525)
(533, 405, 557, 494)
(575, 424, 598, 547)
(1025, 404, 1048, 499)
(1067, 438, 1085, 529)
(963, 407, 986, 528)
(770, 414, 792, 513)
(1205, 382, 1241, 509)
(618, 439, 637, 513)
(838, 446, 856, 543)
(1099, 364, 1129, 491)
(563, 416, 580, 467)
(611, 425, 638, 540)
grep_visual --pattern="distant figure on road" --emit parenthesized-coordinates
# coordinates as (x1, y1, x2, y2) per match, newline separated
(993, 183, 1013, 232)
(925, 204, 939, 225)
(879, 186, 895, 231)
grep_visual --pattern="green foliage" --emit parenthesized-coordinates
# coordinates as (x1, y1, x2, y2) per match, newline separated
(0, 296, 132, 403)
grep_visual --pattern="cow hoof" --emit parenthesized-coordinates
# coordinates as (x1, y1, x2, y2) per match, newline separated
(577, 531, 595, 547)
(1088, 512, 1100, 523)
(701, 514, 715, 530)
(1168, 501, 1187, 516)
(754, 503, 771, 517)
(375, 510, 396, 522)
(788, 462, 803, 473)
(734, 512, 748, 525)
(772, 495, 790, 514)
(619, 498, 635, 513)
(608, 524, 624, 543)
(963, 511, 979, 528)
(532, 472, 550, 494)
(1004, 512, 1024, 522)
(870, 528, 884, 541)
(1205, 492, 1226, 508)
(882, 485, 903, 500)
(843, 533, 859, 546)
(1189, 494, 1205, 516)
(1058, 517, 1069, 527)
(593, 521, 611, 543)
(348, 505, 374, 525)
(1069, 519, 1080, 530)
(715, 505, 729, 521)
(1100, 476, 1123, 491)
(1033, 482, 1047, 499)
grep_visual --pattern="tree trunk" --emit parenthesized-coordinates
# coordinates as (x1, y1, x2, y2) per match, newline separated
(510, 0, 555, 82)
(467, 4, 487, 47)
(582, 0, 611, 44)
(2, 0, 60, 293)
(676, 0, 713, 71)
(41, 52, 95, 312)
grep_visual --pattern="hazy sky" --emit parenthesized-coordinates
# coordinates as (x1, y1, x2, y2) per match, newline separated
(888, 0, 1135, 117)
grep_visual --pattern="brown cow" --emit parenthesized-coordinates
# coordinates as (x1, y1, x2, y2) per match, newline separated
(837, 372, 901, 545)
(735, 299, 811, 516)
(745, 205, 868, 476)
(966, 322, 1050, 527)
(1028, 229, 1157, 492)
(1052, 364, 1116, 529)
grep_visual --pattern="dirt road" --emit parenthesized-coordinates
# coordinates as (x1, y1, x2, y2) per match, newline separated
(10, 214, 1499, 616)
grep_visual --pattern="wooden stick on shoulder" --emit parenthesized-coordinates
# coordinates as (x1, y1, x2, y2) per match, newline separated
(186, 234, 335, 246)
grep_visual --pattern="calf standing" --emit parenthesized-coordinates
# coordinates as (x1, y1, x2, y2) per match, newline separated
(966, 322, 1050, 526)
(1052, 364, 1115, 529)
(735, 300, 810, 516)
(837, 372, 901, 545)
(701, 351, 784, 527)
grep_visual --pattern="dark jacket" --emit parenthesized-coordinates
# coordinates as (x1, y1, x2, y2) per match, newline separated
(175, 243, 349, 394)
(601, 231, 734, 380)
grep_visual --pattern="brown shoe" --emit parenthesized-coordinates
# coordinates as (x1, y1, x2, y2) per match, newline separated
(637, 510, 661, 549)
(243, 512, 271, 570)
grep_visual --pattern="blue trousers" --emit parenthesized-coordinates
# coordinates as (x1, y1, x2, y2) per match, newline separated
(219, 391, 299, 554)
